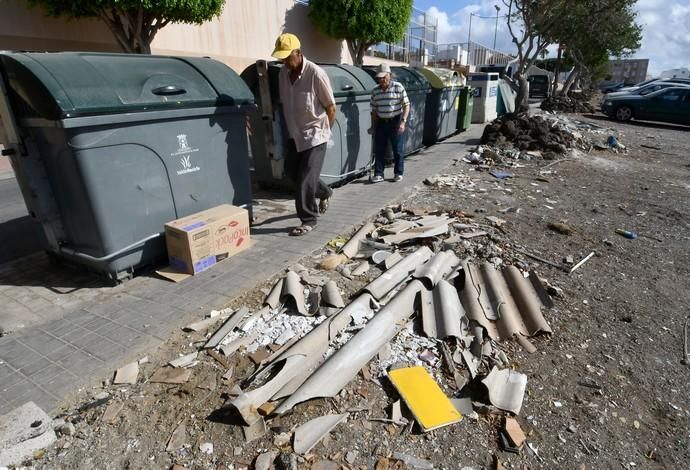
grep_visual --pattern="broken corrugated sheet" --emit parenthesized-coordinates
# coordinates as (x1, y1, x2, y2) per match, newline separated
(351, 261, 370, 276)
(383, 252, 403, 269)
(320, 280, 345, 316)
(460, 261, 552, 352)
(413, 250, 459, 288)
(364, 247, 432, 300)
(341, 222, 375, 258)
(420, 279, 469, 339)
(482, 366, 528, 415)
(203, 306, 249, 349)
(293, 413, 348, 455)
(230, 295, 378, 423)
(380, 223, 449, 245)
(275, 280, 423, 415)
(281, 270, 307, 315)
(265, 278, 284, 309)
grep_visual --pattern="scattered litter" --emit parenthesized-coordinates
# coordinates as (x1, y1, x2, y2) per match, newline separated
(482, 367, 527, 415)
(293, 414, 348, 454)
(169, 352, 198, 368)
(166, 422, 186, 452)
(548, 222, 574, 235)
(199, 442, 214, 454)
(615, 229, 638, 240)
(372, 250, 392, 265)
(505, 417, 526, 448)
(149, 367, 193, 384)
(392, 452, 433, 470)
(101, 402, 123, 425)
(490, 171, 513, 180)
(243, 417, 267, 443)
(113, 361, 139, 385)
(570, 252, 595, 274)
(388, 366, 462, 432)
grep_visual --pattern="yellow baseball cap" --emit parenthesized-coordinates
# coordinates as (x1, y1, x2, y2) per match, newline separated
(271, 33, 301, 59)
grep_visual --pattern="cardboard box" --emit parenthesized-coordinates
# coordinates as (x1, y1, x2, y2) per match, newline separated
(162, 204, 250, 278)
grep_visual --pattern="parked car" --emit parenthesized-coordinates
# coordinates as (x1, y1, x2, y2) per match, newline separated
(601, 86, 690, 125)
(602, 82, 690, 103)
(600, 82, 626, 93)
(528, 75, 550, 98)
(616, 77, 690, 94)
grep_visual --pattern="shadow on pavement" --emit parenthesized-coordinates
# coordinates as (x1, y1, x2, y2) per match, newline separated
(0, 215, 45, 264)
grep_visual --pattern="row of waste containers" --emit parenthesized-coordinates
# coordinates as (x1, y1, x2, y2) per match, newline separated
(0, 51, 495, 280)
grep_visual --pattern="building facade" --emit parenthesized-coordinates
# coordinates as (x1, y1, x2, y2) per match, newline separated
(608, 59, 649, 85)
(0, 0, 412, 73)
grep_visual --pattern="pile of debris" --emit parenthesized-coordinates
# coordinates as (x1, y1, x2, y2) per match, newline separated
(480, 113, 575, 153)
(540, 95, 596, 114)
(29, 206, 568, 469)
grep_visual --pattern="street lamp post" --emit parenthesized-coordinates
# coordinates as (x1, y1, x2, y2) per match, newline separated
(493, 5, 501, 50)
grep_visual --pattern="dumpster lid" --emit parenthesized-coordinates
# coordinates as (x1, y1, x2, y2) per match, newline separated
(363, 66, 431, 92)
(320, 64, 377, 97)
(0, 52, 254, 120)
(416, 67, 462, 88)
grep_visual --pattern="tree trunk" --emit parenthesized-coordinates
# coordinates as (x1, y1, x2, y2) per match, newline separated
(515, 73, 530, 113)
(356, 45, 366, 66)
(561, 69, 579, 96)
(552, 46, 562, 97)
(346, 39, 358, 66)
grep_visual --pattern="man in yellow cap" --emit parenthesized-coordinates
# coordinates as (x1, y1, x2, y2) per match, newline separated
(272, 33, 336, 236)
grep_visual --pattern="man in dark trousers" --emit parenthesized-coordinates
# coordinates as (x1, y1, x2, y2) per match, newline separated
(369, 63, 410, 183)
(272, 33, 336, 236)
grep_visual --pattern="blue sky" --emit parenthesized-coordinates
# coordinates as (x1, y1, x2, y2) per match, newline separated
(413, 1, 690, 75)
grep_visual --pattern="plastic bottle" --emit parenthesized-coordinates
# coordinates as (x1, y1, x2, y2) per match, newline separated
(615, 229, 638, 240)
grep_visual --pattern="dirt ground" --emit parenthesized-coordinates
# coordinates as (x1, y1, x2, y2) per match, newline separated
(25, 111, 690, 470)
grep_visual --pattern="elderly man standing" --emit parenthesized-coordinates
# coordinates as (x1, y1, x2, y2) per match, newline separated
(369, 64, 410, 183)
(271, 33, 336, 236)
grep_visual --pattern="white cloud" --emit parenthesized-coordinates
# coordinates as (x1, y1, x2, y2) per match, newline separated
(425, 1, 690, 76)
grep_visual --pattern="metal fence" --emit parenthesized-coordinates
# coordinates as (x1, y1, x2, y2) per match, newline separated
(430, 42, 514, 68)
(364, 7, 438, 65)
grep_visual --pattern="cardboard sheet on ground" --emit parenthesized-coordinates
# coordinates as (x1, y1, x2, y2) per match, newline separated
(388, 366, 462, 432)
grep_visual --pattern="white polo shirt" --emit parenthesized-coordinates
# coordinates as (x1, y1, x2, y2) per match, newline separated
(278, 58, 335, 152)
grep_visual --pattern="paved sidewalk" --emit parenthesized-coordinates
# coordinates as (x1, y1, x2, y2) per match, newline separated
(0, 126, 482, 415)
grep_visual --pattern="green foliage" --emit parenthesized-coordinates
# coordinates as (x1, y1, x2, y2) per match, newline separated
(26, 0, 225, 53)
(308, 0, 414, 65)
(27, 0, 225, 24)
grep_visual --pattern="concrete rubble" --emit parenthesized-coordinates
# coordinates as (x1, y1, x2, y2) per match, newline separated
(0, 402, 57, 467)
(15, 202, 564, 467)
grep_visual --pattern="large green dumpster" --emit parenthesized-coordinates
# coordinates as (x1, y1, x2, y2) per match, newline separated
(457, 86, 474, 131)
(416, 67, 463, 145)
(241, 61, 377, 188)
(0, 52, 255, 280)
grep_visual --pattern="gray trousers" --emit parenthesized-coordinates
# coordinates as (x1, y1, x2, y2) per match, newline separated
(286, 140, 332, 226)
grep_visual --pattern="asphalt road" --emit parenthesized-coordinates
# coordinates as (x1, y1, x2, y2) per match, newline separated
(0, 177, 45, 263)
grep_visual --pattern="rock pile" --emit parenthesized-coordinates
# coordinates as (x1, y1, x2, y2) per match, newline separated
(480, 113, 575, 153)
(540, 95, 596, 113)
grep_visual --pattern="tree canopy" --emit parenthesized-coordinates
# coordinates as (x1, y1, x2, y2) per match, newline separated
(503, 0, 641, 108)
(27, 0, 226, 53)
(308, 0, 414, 66)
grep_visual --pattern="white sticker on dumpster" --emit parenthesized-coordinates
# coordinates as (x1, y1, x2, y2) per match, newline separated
(173, 134, 201, 175)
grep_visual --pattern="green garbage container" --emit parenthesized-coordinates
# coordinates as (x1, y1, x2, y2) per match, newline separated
(0, 52, 256, 280)
(241, 61, 377, 188)
(457, 86, 474, 131)
(416, 67, 463, 145)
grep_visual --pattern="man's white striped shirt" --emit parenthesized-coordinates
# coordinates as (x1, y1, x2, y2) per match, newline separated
(370, 81, 410, 119)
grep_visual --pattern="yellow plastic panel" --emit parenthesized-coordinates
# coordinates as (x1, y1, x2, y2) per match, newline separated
(388, 366, 462, 432)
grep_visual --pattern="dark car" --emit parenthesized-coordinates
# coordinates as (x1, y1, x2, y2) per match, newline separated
(528, 75, 550, 98)
(601, 86, 690, 125)
(600, 82, 626, 94)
